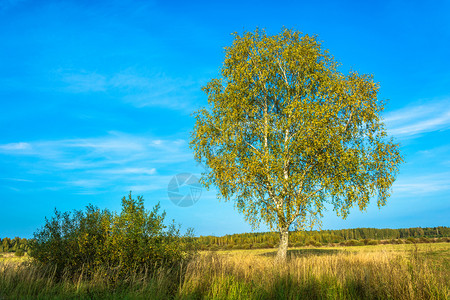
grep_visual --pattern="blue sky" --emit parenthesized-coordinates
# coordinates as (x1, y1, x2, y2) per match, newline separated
(0, 0, 449, 238)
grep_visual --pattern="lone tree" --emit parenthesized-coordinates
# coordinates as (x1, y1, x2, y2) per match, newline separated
(190, 29, 402, 262)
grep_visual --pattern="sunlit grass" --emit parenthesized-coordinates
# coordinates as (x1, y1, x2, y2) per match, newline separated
(0, 252, 30, 264)
(1, 243, 449, 299)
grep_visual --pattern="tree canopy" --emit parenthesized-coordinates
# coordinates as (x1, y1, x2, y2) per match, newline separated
(190, 28, 403, 261)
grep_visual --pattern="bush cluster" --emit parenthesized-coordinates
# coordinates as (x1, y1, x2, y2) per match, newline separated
(30, 193, 196, 278)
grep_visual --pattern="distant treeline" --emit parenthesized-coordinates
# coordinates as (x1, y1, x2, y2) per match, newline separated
(196, 227, 450, 250)
(2, 226, 449, 253)
(0, 237, 30, 253)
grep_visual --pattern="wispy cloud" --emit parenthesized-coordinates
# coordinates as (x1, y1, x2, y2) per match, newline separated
(383, 100, 450, 138)
(0, 142, 31, 150)
(59, 69, 203, 113)
(0, 178, 33, 182)
(393, 172, 450, 195)
(0, 132, 195, 194)
(97, 168, 157, 175)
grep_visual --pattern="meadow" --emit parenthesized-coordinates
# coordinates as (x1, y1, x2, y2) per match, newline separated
(1, 242, 448, 299)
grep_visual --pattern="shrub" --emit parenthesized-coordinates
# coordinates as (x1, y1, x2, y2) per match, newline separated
(241, 243, 251, 249)
(407, 237, 416, 244)
(14, 250, 25, 257)
(260, 242, 269, 248)
(208, 245, 220, 251)
(368, 240, 379, 245)
(253, 242, 271, 249)
(30, 193, 196, 278)
(346, 240, 363, 246)
(419, 237, 430, 243)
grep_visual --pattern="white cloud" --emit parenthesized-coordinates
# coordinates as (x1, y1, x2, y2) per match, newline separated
(0, 178, 33, 182)
(383, 100, 450, 137)
(58, 69, 203, 113)
(393, 173, 450, 196)
(0, 142, 30, 151)
(0, 132, 195, 194)
(97, 167, 157, 175)
(67, 179, 106, 188)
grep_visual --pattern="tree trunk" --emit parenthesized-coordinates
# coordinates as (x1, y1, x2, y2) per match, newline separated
(276, 227, 289, 263)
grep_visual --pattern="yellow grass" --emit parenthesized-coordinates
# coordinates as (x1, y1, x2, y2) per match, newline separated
(0, 252, 30, 264)
(0, 243, 449, 299)
(183, 243, 449, 299)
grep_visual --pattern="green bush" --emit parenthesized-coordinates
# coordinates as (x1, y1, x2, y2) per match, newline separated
(241, 243, 251, 249)
(30, 193, 196, 278)
(407, 237, 416, 244)
(306, 240, 316, 246)
(14, 250, 25, 257)
(208, 245, 220, 251)
(346, 240, 363, 246)
(363, 239, 379, 245)
(254, 242, 272, 249)
(420, 237, 430, 243)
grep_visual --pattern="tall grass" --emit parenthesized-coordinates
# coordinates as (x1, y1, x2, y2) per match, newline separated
(180, 246, 448, 299)
(1, 244, 449, 299)
(0, 260, 180, 299)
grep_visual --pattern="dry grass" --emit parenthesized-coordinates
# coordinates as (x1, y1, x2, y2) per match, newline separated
(181, 243, 449, 299)
(0, 243, 449, 299)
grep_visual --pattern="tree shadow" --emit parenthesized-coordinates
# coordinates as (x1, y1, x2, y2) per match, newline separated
(259, 248, 341, 259)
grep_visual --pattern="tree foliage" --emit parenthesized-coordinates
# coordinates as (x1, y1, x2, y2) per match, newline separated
(0, 237, 29, 253)
(29, 193, 196, 278)
(190, 28, 403, 260)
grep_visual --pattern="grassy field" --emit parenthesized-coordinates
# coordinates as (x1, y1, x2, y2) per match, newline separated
(1, 243, 449, 299)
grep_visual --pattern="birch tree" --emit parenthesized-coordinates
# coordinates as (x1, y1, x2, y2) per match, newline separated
(190, 29, 403, 262)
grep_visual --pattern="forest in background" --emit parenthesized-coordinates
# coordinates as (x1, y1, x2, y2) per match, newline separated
(2, 226, 449, 253)
(196, 226, 450, 250)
